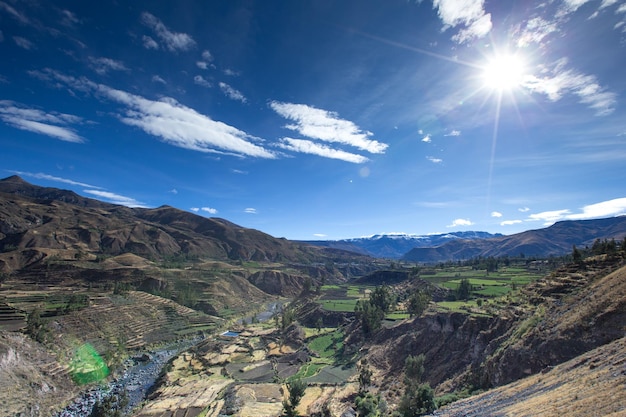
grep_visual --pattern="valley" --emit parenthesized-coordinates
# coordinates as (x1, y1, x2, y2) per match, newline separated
(1, 176, 625, 416)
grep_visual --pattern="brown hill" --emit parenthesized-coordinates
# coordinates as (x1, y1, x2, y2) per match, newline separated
(403, 216, 626, 262)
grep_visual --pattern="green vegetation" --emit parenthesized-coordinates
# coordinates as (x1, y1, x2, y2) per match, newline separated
(283, 378, 307, 417)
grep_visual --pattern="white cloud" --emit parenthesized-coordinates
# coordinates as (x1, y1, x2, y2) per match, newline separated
(491, 211, 503, 218)
(566, 197, 626, 220)
(31, 71, 277, 159)
(558, 0, 593, 17)
(528, 209, 571, 225)
(447, 218, 474, 228)
(190, 207, 200, 212)
(83, 189, 146, 207)
(0, 100, 83, 142)
(201, 50, 212, 61)
(219, 82, 247, 103)
(278, 137, 369, 164)
(140, 12, 196, 52)
(193, 75, 211, 88)
(500, 219, 523, 226)
(201, 207, 218, 214)
(60, 10, 81, 27)
(231, 169, 248, 175)
(152, 75, 166, 84)
(88, 57, 128, 75)
(244, 208, 257, 214)
(516, 17, 558, 47)
(524, 198, 626, 225)
(13, 36, 34, 50)
(196, 61, 208, 70)
(452, 12, 492, 43)
(313, 233, 327, 238)
(142, 35, 159, 50)
(9, 171, 101, 188)
(421, 134, 432, 143)
(432, 0, 492, 43)
(270, 101, 388, 154)
(445, 130, 461, 137)
(519, 207, 530, 212)
(169, 188, 177, 194)
(223, 69, 239, 76)
(0, 2, 30, 24)
(522, 60, 616, 116)
(426, 156, 443, 163)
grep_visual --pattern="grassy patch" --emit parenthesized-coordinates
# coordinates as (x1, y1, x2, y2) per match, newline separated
(319, 299, 358, 312)
(308, 330, 344, 358)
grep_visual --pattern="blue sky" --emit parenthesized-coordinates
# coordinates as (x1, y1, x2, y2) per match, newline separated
(1, 0, 625, 240)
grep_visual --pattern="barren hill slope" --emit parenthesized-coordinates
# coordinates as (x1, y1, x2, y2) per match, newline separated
(430, 336, 626, 417)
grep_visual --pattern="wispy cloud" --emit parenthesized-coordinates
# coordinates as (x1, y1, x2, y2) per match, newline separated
(447, 218, 474, 228)
(0, 1, 30, 24)
(0, 100, 83, 142)
(313, 233, 327, 238)
(432, 0, 492, 43)
(88, 57, 128, 75)
(142, 35, 159, 50)
(35, 70, 276, 158)
(169, 188, 177, 194)
(152, 75, 166, 84)
(445, 130, 461, 137)
(59, 9, 81, 27)
(526, 198, 626, 225)
(9, 171, 101, 188)
(140, 12, 196, 52)
(13, 36, 34, 50)
(83, 189, 146, 207)
(426, 156, 443, 163)
(190, 207, 199, 212)
(491, 211, 503, 218)
(522, 59, 617, 116)
(201, 207, 218, 214)
(193, 75, 211, 88)
(244, 207, 257, 214)
(515, 17, 558, 47)
(196, 50, 213, 69)
(270, 101, 388, 154)
(501, 219, 522, 226)
(278, 137, 369, 164)
(219, 82, 247, 103)
(421, 134, 432, 143)
(519, 207, 530, 212)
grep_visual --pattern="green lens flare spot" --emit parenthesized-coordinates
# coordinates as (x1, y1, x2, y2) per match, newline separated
(69, 343, 110, 385)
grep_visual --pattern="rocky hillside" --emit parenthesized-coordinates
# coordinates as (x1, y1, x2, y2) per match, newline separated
(429, 336, 626, 417)
(403, 216, 626, 262)
(359, 255, 626, 409)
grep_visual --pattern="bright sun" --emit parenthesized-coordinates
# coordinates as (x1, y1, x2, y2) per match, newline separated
(481, 53, 527, 92)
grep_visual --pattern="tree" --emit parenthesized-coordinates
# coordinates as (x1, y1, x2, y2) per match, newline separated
(369, 285, 394, 313)
(404, 354, 425, 384)
(456, 278, 472, 300)
(283, 378, 307, 417)
(355, 300, 384, 335)
(357, 359, 373, 392)
(407, 291, 430, 317)
(355, 392, 382, 417)
(397, 383, 436, 417)
(26, 308, 47, 343)
(572, 245, 583, 264)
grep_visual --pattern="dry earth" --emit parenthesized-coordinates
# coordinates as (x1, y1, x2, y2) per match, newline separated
(430, 337, 626, 417)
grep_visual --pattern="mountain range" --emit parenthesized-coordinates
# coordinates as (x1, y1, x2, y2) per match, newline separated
(2, 175, 626, 267)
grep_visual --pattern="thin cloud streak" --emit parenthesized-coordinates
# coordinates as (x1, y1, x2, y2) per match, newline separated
(0, 100, 83, 142)
(277, 137, 369, 164)
(270, 101, 388, 154)
(83, 189, 146, 207)
(9, 171, 102, 188)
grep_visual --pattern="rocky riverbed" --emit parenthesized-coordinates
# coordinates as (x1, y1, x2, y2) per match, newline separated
(54, 338, 201, 417)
